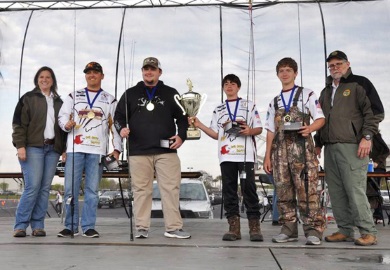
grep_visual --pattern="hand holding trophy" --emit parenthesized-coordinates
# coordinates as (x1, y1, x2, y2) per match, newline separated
(174, 79, 207, 140)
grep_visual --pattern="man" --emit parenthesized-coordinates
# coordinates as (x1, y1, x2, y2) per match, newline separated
(263, 57, 325, 245)
(57, 62, 122, 238)
(314, 50, 383, 246)
(190, 74, 264, 242)
(114, 57, 190, 239)
(55, 191, 63, 215)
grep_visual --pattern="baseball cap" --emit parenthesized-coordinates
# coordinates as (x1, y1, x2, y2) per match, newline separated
(83, 62, 103, 73)
(326, 50, 348, 62)
(142, 57, 161, 69)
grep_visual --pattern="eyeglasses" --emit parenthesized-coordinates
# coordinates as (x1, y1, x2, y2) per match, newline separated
(328, 62, 345, 70)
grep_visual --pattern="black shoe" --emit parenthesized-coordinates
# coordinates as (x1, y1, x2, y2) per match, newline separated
(57, 229, 79, 238)
(272, 221, 281, 226)
(83, 229, 100, 238)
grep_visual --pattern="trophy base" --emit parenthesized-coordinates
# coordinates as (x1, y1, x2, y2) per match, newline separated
(186, 129, 201, 140)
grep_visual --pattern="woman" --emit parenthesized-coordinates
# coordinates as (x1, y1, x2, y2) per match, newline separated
(12, 66, 66, 237)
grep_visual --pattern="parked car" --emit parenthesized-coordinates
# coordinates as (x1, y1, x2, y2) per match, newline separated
(98, 190, 129, 209)
(381, 190, 390, 209)
(152, 179, 214, 219)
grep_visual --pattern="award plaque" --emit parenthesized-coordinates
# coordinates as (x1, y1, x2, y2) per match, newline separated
(224, 120, 245, 136)
(174, 79, 207, 140)
(283, 121, 302, 131)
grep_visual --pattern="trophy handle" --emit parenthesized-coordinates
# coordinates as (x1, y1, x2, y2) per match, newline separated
(174, 94, 186, 115)
(198, 94, 207, 114)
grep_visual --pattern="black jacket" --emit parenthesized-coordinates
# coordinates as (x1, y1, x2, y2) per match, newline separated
(12, 88, 67, 154)
(314, 68, 381, 147)
(114, 81, 188, 156)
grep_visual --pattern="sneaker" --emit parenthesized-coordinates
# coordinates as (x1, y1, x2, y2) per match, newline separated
(32, 229, 46, 237)
(83, 229, 100, 238)
(57, 229, 79, 238)
(306, 236, 321, 245)
(272, 221, 281, 226)
(13, 229, 26, 238)
(164, 229, 191, 239)
(135, 229, 149, 239)
(354, 234, 377, 246)
(324, 232, 354, 242)
(272, 233, 298, 243)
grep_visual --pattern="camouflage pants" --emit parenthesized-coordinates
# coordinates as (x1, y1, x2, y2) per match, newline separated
(272, 132, 325, 238)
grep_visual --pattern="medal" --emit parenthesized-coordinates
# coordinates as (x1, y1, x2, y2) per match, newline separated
(87, 111, 95, 119)
(146, 102, 155, 111)
(145, 86, 157, 111)
(85, 88, 102, 119)
(284, 114, 291, 122)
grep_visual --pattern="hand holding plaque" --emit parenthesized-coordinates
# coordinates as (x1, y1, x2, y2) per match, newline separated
(174, 79, 207, 140)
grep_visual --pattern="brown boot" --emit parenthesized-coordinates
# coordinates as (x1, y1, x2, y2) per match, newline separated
(222, 216, 241, 241)
(354, 234, 377, 246)
(325, 232, 354, 242)
(248, 218, 263, 242)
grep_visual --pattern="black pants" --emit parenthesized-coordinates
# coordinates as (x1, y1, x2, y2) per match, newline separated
(220, 162, 260, 219)
(56, 203, 62, 214)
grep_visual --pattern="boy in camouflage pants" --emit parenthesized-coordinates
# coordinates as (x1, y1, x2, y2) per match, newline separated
(263, 57, 326, 245)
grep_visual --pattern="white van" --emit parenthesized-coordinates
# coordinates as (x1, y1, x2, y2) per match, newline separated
(151, 178, 214, 219)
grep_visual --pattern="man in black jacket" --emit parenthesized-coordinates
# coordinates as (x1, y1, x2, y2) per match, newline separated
(114, 57, 190, 239)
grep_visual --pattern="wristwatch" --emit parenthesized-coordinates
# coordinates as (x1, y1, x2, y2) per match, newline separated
(364, 134, 372, 141)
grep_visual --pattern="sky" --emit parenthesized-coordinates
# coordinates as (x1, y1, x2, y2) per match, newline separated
(1, 1, 390, 189)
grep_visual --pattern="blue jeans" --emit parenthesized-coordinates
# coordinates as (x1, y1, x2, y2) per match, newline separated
(64, 152, 102, 233)
(14, 145, 60, 231)
(268, 174, 280, 222)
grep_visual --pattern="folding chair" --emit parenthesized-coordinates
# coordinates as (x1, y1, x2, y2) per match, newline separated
(382, 175, 390, 225)
(258, 174, 274, 222)
(367, 176, 385, 226)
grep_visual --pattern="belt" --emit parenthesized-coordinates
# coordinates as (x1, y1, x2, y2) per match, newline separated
(44, 138, 55, 145)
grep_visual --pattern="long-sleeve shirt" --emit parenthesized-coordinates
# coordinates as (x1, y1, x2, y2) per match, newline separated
(58, 88, 122, 155)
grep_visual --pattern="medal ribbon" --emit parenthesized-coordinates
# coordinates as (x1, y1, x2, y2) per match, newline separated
(145, 86, 157, 102)
(280, 85, 296, 113)
(225, 98, 241, 122)
(85, 88, 102, 109)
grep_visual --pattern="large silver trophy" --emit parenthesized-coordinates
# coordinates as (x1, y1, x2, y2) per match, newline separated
(174, 79, 207, 140)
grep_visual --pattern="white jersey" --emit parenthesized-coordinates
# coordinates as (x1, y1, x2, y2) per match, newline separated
(210, 98, 263, 163)
(264, 87, 324, 133)
(58, 88, 122, 155)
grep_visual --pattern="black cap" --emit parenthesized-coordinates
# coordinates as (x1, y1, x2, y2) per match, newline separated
(83, 62, 103, 74)
(326, 50, 348, 62)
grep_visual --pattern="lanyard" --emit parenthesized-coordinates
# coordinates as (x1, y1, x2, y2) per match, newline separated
(145, 86, 157, 101)
(226, 98, 241, 122)
(85, 88, 102, 109)
(280, 85, 296, 113)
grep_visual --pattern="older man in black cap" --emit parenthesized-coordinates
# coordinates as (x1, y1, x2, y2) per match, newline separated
(314, 50, 384, 246)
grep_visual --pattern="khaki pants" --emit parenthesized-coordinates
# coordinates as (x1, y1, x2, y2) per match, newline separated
(130, 153, 183, 231)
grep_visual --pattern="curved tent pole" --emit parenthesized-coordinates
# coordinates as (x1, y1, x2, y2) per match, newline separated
(114, 8, 134, 241)
(219, 5, 225, 220)
(18, 10, 33, 99)
(316, 0, 328, 82)
(114, 8, 126, 100)
(297, 2, 303, 86)
(219, 6, 224, 104)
